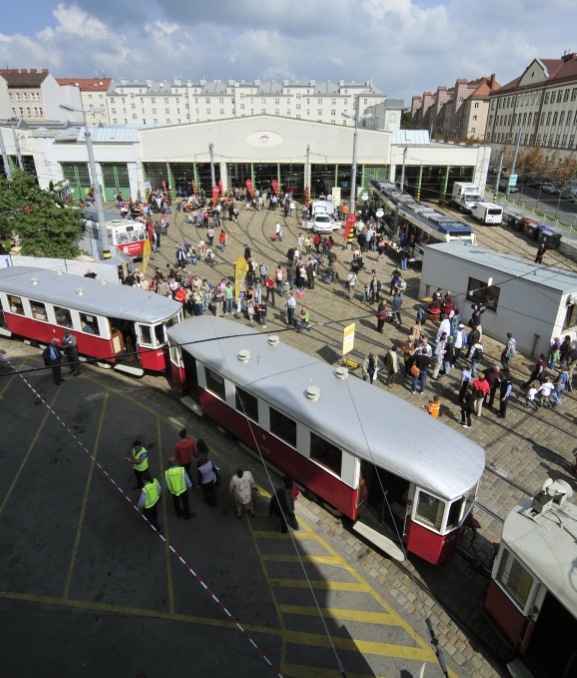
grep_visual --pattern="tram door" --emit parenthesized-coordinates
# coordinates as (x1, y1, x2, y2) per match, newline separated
(182, 352, 199, 399)
(358, 461, 410, 533)
(523, 592, 577, 678)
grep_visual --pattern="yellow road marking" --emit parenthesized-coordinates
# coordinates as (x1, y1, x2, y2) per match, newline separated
(157, 416, 174, 614)
(279, 605, 400, 626)
(63, 391, 108, 599)
(0, 357, 27, 398)
(268, 579, 368, 592)
(261, 554, 342, 565)
(282, 663, 392, 678)
(251, 530, 316, 539)
(0, 388, 62, 516)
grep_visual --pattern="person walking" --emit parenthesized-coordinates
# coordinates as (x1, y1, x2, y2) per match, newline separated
(385, 346, 400, 388)
(497, 371, 513, 419)
(370, 275, 381, 304)
(197, 455, 218, 506)
(525, 382, 540, 410)
(229, 465, 255, 519)
(269, 476, 299, 533)
(362, 352, 379, 384)
(535, 242, 546, 264)
(265, 276, 276, 306)
(347, 269, 357, 300)
(432, 335, 447, 379)
(402, 337, 417, 377)
(470, 340, 484, 378)
(411, 348, 431, 395)
(391, 291, 403, 326)
(124, 440, 149, 489)
(538, 376, 555, 408)
(485, 366, 502, 410)
(470, 304, 485, 338)
(472, 372, 490, 418)
(552, 367, 568, 407)
(460, 387, 475, 429)
(297, 306, 311, 333)
(376, 300, 387, 334)
(174, 428, 196, 478)
(137, 472, 162, 533)
(164, 458, 195, 519)
(61, 329, 81, 376)
(42, 339, 65, 385)
(286, 292, 296, 326)
(443, 336, 454, 377)
(458, 365, 472, 404)
(522, 354, 547, 388)
(501, 332, 517, 371)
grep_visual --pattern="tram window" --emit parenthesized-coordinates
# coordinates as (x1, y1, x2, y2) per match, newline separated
(54, 306, 73, 328)
(310, 433, 342, 476)
(235, 387, 259, 422)
(415, 491, 444, 531)
(446, 497, 465, 530)
(270, 407, 296, 447)
(154, 324, 166, 345)
(80, 313, 99, 335)
(30, 300, 48, 321)
(497, 548, 534, 610)
(138, 325, 153, 346)
(7, 295, 24, 315)
(205, 368, 226, 399)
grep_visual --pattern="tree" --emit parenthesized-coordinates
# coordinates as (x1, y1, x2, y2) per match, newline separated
(0, 169, 83, 258)
(400, 110, 412, 129)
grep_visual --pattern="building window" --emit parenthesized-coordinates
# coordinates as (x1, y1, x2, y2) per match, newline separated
(152, 108, 157, 114)
(22, 92, 28, 101)
(455, 122, 460, 128)
(26, 107, 31, 116)
(546, 112, 552, 125)
(14, 92, 20, 101)
(467, 277, 500, 311)
(261, 98, 266, 104)
(363, 98, 367, 105)
(205, 98, 210, 104)
(331, 98, 336, 105)
(275, 109, 280, 116)
(563, 134, 568, 147)
(153, 119, 158, 124)
(553, 112, 558, 125)
(296, 104, 301, 111)
(571, 135, 576, 148)
(564, 88, 571, 102)
(219, 98, 224, 104)
(249, 98, 254, 104)
(286, 98, 290, 104)
(205, 368, 226, 399)
(317, 98, 322, 105)
(471, 127, 476, 133)
(286, 109, 290, 115)
(165, 108, 170, 114)
(296, 115, 300, 119)
(296, 93, 301, 99)
(306, 110, 310, 116)
(269, 407, 296, 447)
(331, 110, 336, 116)
(555, 135, 560, 147)
(560, 111, 566, 126)
(235, 387, 259, 422)
(310, 432, 342, 476)
(317, 109, 322, 116)
(496, 548, 534, 610)
(240, 104, 245, 110)
(473, 115, 477, 122)
(206, 109, 211, 114)
(557, 90, 563, 103)
(220, 109, 225, 115)
(261, 108, 266, 114)
(275, 98, 280, 105)
(132, 114, 137, 120)
(240, 93, 245, 100)
(544, 91, 550, 104)
(474, 102, 479, 109)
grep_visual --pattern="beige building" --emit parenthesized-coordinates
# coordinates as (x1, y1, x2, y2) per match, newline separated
(487, 53, 577, 160)
(411, 75, 500, 141)
(106, 77, 388, 127)
(56, 77, 113, 125)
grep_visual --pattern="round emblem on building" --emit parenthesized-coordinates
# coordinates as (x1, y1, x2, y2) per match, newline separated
(246, 131, 284, 148)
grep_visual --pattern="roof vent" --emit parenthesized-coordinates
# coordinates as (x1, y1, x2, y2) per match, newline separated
(268, 335, 280, 346)
(75, 287, 84, 296)
(56, 270, 63, 275)
(335, 367, 348, 380)
(238, 349, 251, 362)
(306, 386, 320, 400)
(30, 277, 39, 285)
(100, 278, 107, 285)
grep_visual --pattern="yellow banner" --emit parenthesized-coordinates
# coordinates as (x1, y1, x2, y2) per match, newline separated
(342, 322, 355, 356)
(141, 238, 152, 275)
(234, 256, 248, 303)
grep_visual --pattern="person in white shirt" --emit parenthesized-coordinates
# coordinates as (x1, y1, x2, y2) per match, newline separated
(538, 377, 555, 408)
(421, 338, 433, 357)
(347, 270, 357, 300)
(452, 323, 468, 366)
(436, 317, 451, 343)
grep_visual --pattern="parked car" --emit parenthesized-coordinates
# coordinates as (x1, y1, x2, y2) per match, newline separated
(541, 183, 560, 195)
(499, 179, 518, 193)
(560, 183, 577, 202)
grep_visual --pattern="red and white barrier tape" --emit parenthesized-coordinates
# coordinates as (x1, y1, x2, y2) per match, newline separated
(4, 357, 283, 677)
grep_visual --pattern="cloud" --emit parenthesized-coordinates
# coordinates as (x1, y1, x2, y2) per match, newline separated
(0, 1, 576, 105)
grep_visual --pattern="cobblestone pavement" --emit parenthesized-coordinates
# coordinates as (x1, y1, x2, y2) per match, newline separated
(141, 200, 577, 675)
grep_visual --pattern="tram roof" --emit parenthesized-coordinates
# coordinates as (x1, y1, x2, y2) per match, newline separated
(169, 317, 485, 500)
(0, 267, 181, 324)
(502, 498, 577, 616)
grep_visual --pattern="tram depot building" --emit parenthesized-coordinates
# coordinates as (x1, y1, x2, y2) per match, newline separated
(0, 115, 490, 203)
(420, 243, 577, 358)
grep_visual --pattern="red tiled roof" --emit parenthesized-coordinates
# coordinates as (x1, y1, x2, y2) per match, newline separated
(56, 77, 112, 92)
(496, 55, 577, 94)
(0, 69, 49, 87)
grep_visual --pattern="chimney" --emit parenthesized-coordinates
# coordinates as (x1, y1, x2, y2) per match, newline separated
(562, 53, 576, 62)
(30, 69, 37, 74)
(42, 68, 48, 73)
(20, 69, 27, 74)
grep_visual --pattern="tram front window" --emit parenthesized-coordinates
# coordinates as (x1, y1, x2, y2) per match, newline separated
(154, 324, 166, 345)
(446, 497, 465, 531)
(54, 306, 73, 328)
(415, 490, 445, 531)
(138, 324, 154, 347)
(497, 548, 534, 610)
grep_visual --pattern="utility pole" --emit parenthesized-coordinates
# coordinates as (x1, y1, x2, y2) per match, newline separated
(399, 147, 408, 192)
(305, 144, 310, 194)
(505, 129, 523, 202)
(0, 128, 12, 180)
(493, 149, 505, 203)
(209, 143, 216, 187)
(349, 95, 360, 218)
(10, 119, 23, 170)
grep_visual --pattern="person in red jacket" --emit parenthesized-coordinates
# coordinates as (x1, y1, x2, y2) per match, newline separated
(472, 372, 490, 418)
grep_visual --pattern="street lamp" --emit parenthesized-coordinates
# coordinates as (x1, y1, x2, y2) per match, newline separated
(59, 103, 110, 259)
(342, 99, 372, 218)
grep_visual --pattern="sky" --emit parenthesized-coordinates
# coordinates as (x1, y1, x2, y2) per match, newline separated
(1, 0, 576, 106)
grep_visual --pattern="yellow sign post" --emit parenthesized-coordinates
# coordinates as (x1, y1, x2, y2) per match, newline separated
(141, 238, 152, 275)
(234, 256, 248, 303)
(342, 322, 357, 367)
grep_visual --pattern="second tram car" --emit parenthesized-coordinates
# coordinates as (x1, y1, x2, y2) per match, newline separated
(168, 317, 485, 565)
(484, 481, 577, 678)
(0, 267, 182, 375)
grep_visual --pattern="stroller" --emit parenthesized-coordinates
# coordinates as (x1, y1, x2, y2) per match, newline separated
(205, 248, 217, 266)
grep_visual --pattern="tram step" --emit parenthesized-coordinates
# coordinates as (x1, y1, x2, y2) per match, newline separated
(0, 327, 11, 337)
(353, 520, 406, 562)
(180, 395, 204, 416)
(506, 658, 535, 678)
(113, 363, 144, 377)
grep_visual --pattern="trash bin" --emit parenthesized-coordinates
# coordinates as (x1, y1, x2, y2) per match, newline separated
(506, 213, 524, 231)
(523, 220, 540, 240)
(538, 227, 561, 249)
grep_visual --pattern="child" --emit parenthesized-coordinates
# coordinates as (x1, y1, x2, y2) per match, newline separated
(525, 382, 540, 410)
(423, 396, 440, 418)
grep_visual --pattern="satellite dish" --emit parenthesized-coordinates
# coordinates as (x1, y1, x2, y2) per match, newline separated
(541, 478, 554, 492)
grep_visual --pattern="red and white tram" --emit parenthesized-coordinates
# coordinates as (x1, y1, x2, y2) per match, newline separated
(0, 267, 182, 375)
(484, 481, 577, 678)
(167, 317, 485, 565)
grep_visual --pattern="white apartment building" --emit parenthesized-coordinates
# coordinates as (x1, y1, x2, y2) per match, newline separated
(56, 77, 113, 125)
(106, 77, 387, 127)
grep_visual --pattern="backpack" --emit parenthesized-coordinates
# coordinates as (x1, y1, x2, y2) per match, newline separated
(472, 347, 483, 361)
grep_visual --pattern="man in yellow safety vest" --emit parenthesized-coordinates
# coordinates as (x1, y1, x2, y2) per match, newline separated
(137, 472, 162, 533)
(164, 457, 195, 519)
(124, 440, 149, 489)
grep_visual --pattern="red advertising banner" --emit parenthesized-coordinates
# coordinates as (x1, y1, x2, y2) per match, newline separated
(245, 178, 254, 197)
(212, 185, 220, 206)
(218, 178, 224, 196)
(162, 180, 168, 193)
(191, 180, 196, 196)
(304, 186, 310, 208)
(343, 214, 357, 242)
(271, 179, 279, 198)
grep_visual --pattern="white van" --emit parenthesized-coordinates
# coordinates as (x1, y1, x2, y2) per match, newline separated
(472, 202, 503, 225)
(302, 200, 342, 231)
(561, 182, 577, 202)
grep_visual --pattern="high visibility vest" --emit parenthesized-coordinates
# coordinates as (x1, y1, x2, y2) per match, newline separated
(165, 467, 186, 496)
(143, 479, 160, 508)
(428, 401, 440, 418)
(132, 447, 149, 472)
